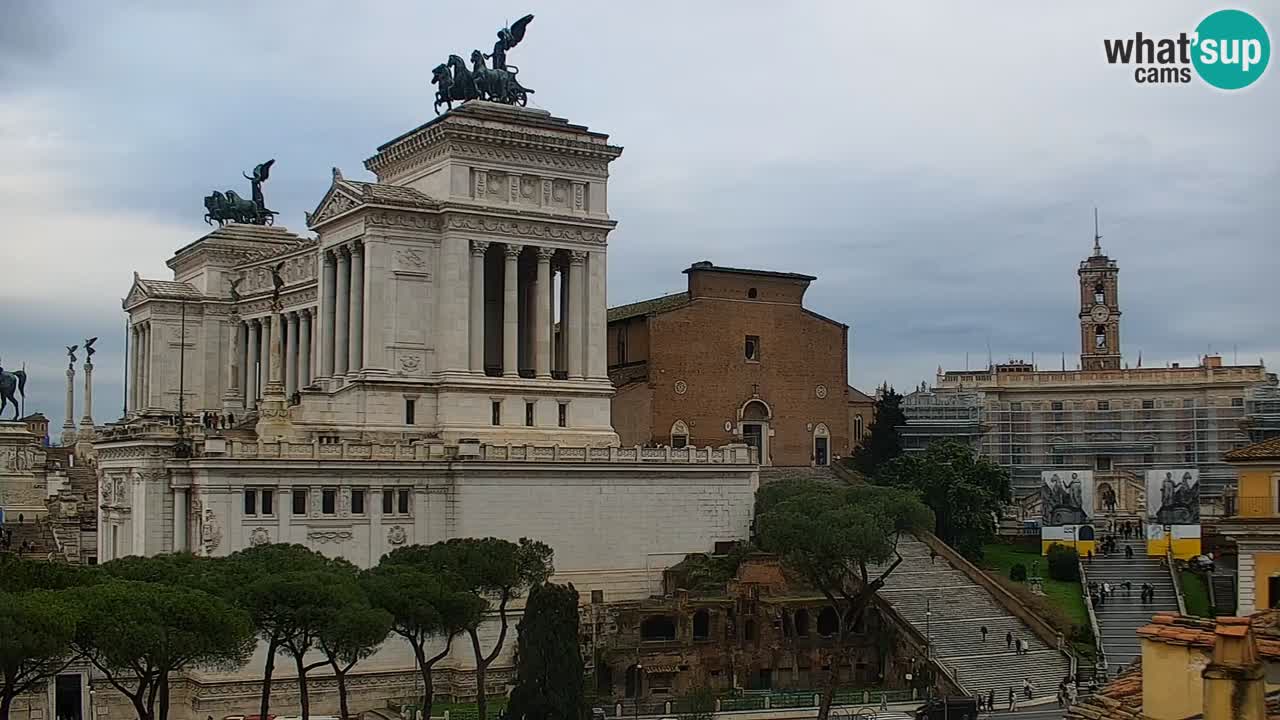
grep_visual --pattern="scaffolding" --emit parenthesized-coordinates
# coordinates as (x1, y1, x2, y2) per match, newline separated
(900, 379, 1280, 500)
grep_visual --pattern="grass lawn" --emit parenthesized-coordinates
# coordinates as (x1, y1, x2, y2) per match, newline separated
(979, 542, 1090, 629)
(1180, 570, 1213, 617)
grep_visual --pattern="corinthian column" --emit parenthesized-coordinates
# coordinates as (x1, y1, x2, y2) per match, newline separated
(285, 312, 299, 396)
(335, 247, 350, 376)
(469, 241, 488, 373)
(567, 251, 586, 379)
(245, 320, 259, 404)
(535, 247, 553, 378)
(321, 251, 337, 378)
(502, 244, 521, 377)
(81, 360, 94, 425)
(299, 309, 313, 387)
(348, 241, 365, 373)
(62, 364, 77, 443)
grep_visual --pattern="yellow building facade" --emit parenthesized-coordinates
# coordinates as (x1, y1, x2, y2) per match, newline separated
(1220, 437, 1280, 614)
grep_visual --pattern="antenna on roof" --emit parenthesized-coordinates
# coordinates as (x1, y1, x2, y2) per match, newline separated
(1093, 207, 1103, 256)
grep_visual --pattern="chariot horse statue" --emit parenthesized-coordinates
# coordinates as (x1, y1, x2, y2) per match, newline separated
(0, 364, 27, 421)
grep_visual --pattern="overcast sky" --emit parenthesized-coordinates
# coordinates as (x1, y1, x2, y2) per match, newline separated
(2, 1, 1276, 431)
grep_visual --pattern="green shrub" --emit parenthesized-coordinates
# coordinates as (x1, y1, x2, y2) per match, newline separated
(1046, 544, 1080, 582)
(1009, 563, 1027, 581)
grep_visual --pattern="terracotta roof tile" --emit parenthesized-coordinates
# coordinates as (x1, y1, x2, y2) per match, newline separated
(1226, 437, 1280, 462)
(607, 291, 689, 323)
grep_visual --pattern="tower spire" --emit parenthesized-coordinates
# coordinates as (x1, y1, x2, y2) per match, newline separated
(1093, 207, 1103, 256)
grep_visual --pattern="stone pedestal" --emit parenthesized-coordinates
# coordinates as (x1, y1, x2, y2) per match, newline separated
(0, 421, 45, 519)
(61, 366, 77, 446)
(255, 311, 297, 441)
(76, 362, 96, 457)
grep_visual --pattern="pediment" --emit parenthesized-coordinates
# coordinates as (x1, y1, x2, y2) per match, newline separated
(305, 180, 362, 229)
(123, 273, 149, 309)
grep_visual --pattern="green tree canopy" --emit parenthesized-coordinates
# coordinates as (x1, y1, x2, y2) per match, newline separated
(755, 479, 931, 720)
(316, 601, 392, 720)
(70, 580, 254, 720)
(505, 582, 585, 720)
(0, 590, 80, 720)
(875, 440, 1011, 559)
(362, 563, 485, 720)
(384, 538, 554, 720)
(851, 387, 906, 475)
(0, 555, 94, 591)
(230, 543, 352, 720)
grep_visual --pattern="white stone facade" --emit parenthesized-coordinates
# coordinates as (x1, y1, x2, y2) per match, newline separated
(90, 102, 761, 717)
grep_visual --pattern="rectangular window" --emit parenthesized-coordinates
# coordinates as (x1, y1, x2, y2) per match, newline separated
(244, 490, 258, 516)
(405, 398, 416, 425)
(1142, 399, 1155, 410)
(261, 489, 274, 516)
(292, 489, 307, 515)
(525, 401, 535, 427)
(1097, 400, 1110, 411)
(744, 335, 760, 362)
(1051, 401, 1063, 411)
(672, 434, 688, 449)
(1010, 402, 1023, 411)
(558, 402, 568, 428)
(382, 489, 394, 514)
(1232, 397, 1244, 407)
(351, 489, 365, 515)
(1052, 454, 1065, 466)
(322, 489, 336, 515)
(1184, 398, 1196, 408)
(397, 489, 411, 515)
(491, 400, 502, 426)
(1184, 444, 1195, 463)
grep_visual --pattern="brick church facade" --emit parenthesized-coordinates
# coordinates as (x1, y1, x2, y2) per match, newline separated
(608, 262, 849, 467)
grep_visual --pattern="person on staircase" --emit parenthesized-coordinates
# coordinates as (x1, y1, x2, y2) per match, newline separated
(1125, 545, 1134, 559)
(1005, 631, 1013, 650)
(980, 625, 988, 643)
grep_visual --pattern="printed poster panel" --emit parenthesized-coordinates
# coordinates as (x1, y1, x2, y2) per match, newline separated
(1145, 469, 1201, 558)
(1040, 470, 1095, 555)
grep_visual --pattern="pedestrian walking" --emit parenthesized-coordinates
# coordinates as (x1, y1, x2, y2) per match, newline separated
(1019, 638, 1029, 655)
(1086, 549, 1093, 563)
(1124, 580, 1132, 596)
(1057, 687, 1064, 709)
(1009, 688, 1016, 712)
(1024, 678, 1033, 700)
(980, 625, 988, 642)
(1006, 631, 1013, 650)
(1126, 545, 1134, 559)
(987, 689, 995, 713)
(880, 693, 889, 711)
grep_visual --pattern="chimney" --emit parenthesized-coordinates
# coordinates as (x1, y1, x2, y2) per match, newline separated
(1202, 617, 1266, 720)
(1204, 355, 1223, 369)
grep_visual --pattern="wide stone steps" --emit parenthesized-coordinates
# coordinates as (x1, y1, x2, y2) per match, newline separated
(872, 538, 1071, 701)
(1082, 539, 1177, 670)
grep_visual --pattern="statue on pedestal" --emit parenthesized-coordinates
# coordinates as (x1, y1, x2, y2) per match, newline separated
(0, 364, 26, 421)
(432, 14, 535, 113)
(203, 159, 278, 226)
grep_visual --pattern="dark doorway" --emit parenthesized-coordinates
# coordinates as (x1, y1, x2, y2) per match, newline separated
(692, 609, 710, 641)
(815, 437, 829, 466)
(1269, 577, 1280, 609)
(55, 674, 83, 720)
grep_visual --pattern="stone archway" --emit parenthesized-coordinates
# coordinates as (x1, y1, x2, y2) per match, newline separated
(739, 399, 772, 466)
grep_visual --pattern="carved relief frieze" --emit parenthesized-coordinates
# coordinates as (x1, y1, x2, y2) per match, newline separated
(366, 212, 444, 231)
(313, 191, 358, 224)
(307, 529, 353, 544)
(249, 527, 271, 546)
(443, 215, 607, 244)
(387, 525, 408, 545)
(395, 247, 426, 270)
(201, 509, 222, 552)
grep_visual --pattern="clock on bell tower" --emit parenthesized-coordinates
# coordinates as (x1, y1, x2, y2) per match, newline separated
(1078, 210, 1121, 371)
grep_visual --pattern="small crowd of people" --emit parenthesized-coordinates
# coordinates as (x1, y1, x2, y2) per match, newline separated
(0, 522, 38, 554)
(1115, 519, 1143, 539)
(1088, 578, 1159, 607)
(977, 626, 1034, 656)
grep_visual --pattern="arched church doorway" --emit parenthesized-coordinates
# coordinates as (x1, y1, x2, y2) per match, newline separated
(741, 399, 771, 466)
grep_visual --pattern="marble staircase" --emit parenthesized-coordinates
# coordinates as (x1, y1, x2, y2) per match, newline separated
(1081, 537, 1178, 669)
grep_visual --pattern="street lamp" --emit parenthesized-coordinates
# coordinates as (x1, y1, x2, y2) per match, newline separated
(925, 598, 932, 660)
(633, 663, 643, 720)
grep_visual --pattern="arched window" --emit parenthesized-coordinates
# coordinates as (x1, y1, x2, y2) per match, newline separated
(743, 618, 756, 643)
(794, 609, 811, 637)
(1094, 283, 1105, 304)
(816, 607, 839, 637)
(624, 664, 640, 698)
(1095, 325, 1106, 350)
(854, 415, 864, 444)
(692, 609, 710, 641)
(670, 420, 690, 449)
(747, 287, 758, 299)
(742, 400, 770, 421)
(640, 615, 677, 642)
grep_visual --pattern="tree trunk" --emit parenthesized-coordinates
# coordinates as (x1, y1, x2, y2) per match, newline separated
(260, 635, 279, 720)
(335, 669, 350, 720)
(295, 656, 311, 720)
(158, 671, 170, 720)
(1, 691, 14, 720)
(817, 665, 837, 720)
(470, 628, 490, 720)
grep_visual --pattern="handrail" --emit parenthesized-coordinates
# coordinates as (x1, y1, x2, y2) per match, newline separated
(1167, 546, 1188, 616)
(871, 593, 967, 697)
(1078, 556, 1108, 676)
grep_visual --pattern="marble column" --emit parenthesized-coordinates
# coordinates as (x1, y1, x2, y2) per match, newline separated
(225, 318, 242, 408)
(335, 247, 350, 376)
(469, 241, 488, 373)
(130, 326, 140, 412)
(587, 251, 608, 379)
(237, 321, 249, 405)
(172, 488, 188, 552)
(567, 251, 586, 379)
(63, 365, 76, 439)
(348, 242, 365, 373)
(285, 312, 299, 396)
(245, 319, 259, 404)
(140, 323, 150, 409)
(557, 263, 568, 375)
(299, 309, 313, 387)
(502, 244, 521, 376)
(81, 361, 94, 424)
(321, 251, 337, 378)
(535, 247, 553, 378)
(259, 316, 272, 396)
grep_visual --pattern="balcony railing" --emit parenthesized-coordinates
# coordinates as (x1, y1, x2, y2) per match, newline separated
(1226, 496, 1278, 518)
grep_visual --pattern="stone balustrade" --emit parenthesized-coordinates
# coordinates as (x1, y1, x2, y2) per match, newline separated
(204, 437, 757, 464)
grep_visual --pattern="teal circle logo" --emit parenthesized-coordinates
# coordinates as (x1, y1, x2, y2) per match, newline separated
(1193, 9, 1270, 89)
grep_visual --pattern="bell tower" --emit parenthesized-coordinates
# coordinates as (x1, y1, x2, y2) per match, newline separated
(1078, 209, 1121, 371)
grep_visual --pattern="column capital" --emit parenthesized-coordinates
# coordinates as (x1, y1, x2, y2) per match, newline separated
(569, 250, 587, 265)
(471, 240, 490, 257)
(323, 248, 338, 263)
(535, 246, 555, 261)
(503, 243, 523, 258)
(349, 239, 364, 256)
